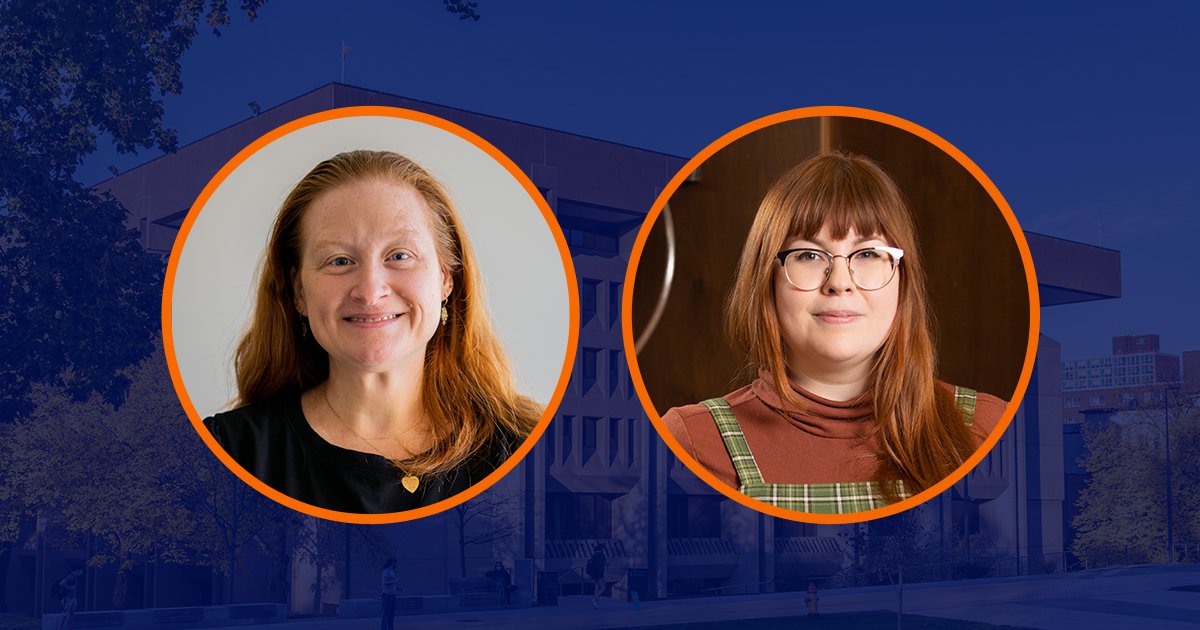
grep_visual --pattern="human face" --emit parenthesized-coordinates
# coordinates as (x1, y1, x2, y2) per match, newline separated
(773, 224, 899, 384)
(293, 179, 452, 375)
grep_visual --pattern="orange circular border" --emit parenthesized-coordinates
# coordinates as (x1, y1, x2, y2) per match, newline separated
(622, 106, 1040, 524)
(163, 106, 580, 524)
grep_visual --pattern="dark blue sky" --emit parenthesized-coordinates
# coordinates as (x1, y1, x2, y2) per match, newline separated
(81, 1, 1200, 360)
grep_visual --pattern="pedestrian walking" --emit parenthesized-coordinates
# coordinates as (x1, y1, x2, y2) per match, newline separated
(55, 569, 82, 630)
(380, 558, 398, 630)
(586, 544, 606, 609)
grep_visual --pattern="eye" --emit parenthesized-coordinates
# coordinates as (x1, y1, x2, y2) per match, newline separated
(856, 249, 882, 260)
(795, 250, 824, 262)
(387, 251, 412, 262)
(327, 256, 353, 267)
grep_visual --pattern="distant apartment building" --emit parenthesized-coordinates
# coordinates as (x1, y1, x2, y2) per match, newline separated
(1061, 334, 1187, 422)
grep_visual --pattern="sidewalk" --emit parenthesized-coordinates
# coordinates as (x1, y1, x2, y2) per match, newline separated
(312, 564, 1200, 629)
(46, 564, 1200, 629)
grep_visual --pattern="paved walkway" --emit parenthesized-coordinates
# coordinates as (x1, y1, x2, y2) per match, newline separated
(340, 564, 1200, 629)
(44, 564, 1200, 629)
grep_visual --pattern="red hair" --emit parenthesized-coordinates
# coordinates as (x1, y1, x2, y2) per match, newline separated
(726, 151, 974, 501)
(234, 150, 540, 475)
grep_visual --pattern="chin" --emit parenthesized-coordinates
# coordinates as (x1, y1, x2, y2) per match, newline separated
(809, 344, 876, 368)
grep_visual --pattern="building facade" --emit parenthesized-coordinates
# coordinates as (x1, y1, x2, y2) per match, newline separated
(12, 84, 1124, 615)
(1062, 334, 1186, 423)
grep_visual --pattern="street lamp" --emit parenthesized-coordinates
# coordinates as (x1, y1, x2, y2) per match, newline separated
(1165, 385, 1179, 563)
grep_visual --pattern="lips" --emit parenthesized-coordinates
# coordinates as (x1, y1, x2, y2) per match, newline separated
(344, 313, 402, 323)
(814, 309, 862, 324)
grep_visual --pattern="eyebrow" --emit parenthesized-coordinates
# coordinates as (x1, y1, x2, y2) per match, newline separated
(308, 229, 421, 251)
(795, 234, 886, 249)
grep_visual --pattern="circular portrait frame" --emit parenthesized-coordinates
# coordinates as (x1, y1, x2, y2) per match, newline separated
(623, 106, 1039, 524)
(163, 106, 579, 524)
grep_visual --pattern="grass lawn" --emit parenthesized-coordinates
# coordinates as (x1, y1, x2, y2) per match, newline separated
(623, 610, 1033, 629)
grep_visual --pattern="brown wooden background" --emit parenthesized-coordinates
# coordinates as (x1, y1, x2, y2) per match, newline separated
(632, 117, 1030, 414)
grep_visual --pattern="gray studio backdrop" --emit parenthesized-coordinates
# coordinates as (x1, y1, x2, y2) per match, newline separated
(170, 115, 571, 416)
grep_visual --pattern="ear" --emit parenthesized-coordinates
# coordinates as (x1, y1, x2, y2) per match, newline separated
(441, 267, 453, 302)
(292, 268, 307, 316)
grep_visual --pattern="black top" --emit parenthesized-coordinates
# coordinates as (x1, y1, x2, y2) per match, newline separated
(204, 394, 518, 514)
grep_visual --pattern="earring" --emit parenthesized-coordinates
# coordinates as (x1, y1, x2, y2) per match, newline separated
(300, 317, 309, 337)
(440, 303, 449, 326)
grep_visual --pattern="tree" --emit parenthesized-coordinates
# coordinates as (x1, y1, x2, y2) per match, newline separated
(291, 519, 395, 613)
(0, 0, 270, 420)
(1, 384, 195, 608)
(1, 2, 266, 606)
(451, 493, 516, 578)
(841, 510, 947, 630)
(0, 341, 290, 607)
(1072, 394, 1200, 567)
(0, 0, 484, 610)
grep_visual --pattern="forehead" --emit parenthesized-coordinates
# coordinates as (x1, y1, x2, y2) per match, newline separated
(301, 179, 435, 249)
(785, 224, 889, 248)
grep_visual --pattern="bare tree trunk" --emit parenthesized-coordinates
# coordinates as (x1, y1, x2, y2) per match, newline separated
(459, 537, 467, 578)
(313, 561, 323, 615)
(112, 553, 131, 609)
(225, 543, 239, 604)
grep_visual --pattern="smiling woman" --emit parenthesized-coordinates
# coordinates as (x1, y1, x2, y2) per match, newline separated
(659, 151, 1009, 514)
(203, 150, 542, 514)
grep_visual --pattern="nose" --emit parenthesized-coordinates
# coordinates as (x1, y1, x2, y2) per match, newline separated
(822, 255, 855, 294)
(349, 261, 391, 304)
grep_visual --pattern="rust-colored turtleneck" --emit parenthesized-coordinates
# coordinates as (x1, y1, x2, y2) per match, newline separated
(661, 374, 1008, 489)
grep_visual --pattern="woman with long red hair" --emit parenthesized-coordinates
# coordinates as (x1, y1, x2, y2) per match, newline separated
(205, 150, 540, 514)
(663, 152, 1006, 514)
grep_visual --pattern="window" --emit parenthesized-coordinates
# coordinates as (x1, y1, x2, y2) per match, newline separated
(608, 349, 622, 397)
(667, 495, 722, 538)
(608, 281, 622, 328)
(562, 415, 573, 463)
(776, 519, 817, 537)
(581, 279, 600, 325)
(582, 348, 599, 393)
(609, 418, 620, 465)
(627, 418, 637, 461)
(583, 416, 599, 463)
(546, 493, 613, 539)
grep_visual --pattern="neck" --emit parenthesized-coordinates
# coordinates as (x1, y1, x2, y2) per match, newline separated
(304, 361, 434, 459)
(323, 365, 426, 436)
(786, 359, 872, 402)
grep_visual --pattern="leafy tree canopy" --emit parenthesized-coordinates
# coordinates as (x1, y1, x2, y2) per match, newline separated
(0, 0, 265, 418)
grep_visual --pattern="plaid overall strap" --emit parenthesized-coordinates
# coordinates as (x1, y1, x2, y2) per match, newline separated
(700, 398, 766, 486)
(953, 385, 977, 427)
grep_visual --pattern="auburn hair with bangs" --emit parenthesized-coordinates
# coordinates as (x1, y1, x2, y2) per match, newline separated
(726, 151, 975, 502)
(234, 150, 541, 476)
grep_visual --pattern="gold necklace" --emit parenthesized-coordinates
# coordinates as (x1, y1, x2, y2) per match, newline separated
(323, 388, 421, 493)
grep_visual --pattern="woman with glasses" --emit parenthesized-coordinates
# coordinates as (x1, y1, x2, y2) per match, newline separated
(662, 151, 1007, 514)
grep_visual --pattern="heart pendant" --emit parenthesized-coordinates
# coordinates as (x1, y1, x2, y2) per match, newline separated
(401, 475, 419, 493)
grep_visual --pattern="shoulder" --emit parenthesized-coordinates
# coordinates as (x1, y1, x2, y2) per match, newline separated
(485, 424, 524, 465)
(939, 383, 1010, 444)
(660, 384, 758, 489)
(662, 383, 757, 438)
(203, 395, 298, 463)
(968, 390, 1009, 442)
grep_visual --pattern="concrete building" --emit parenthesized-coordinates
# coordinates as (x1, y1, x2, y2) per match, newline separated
(1062, 334, 1184, 422)
(1064, 338, 1200, 417)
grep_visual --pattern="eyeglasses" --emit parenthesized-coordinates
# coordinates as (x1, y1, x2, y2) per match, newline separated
(775, 246, 904, 291)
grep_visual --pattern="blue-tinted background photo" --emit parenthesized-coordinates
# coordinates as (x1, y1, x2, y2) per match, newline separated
(2, 2, 1198, 629)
